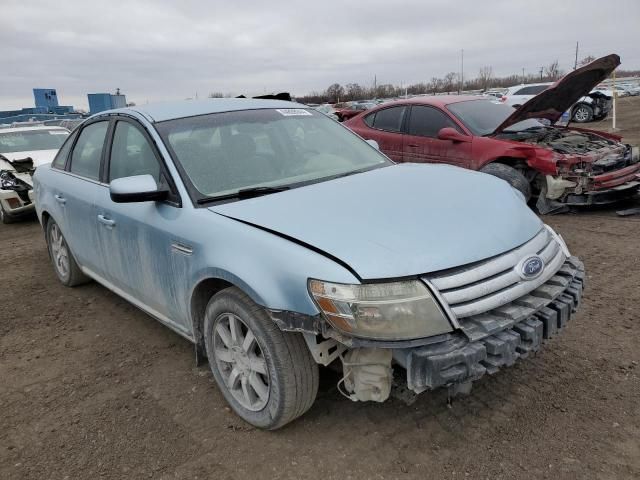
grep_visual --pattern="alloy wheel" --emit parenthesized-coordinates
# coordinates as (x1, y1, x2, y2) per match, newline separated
(50, 223, 70, 280)
(213, 313, 270, 411)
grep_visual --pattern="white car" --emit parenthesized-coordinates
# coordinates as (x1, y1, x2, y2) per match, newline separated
(501, 82, 612, 123)
(500, 83, 551, 108)
(0, 125, 69, 223)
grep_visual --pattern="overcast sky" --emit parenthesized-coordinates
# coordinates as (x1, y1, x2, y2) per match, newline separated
(2, 0, 639, 110)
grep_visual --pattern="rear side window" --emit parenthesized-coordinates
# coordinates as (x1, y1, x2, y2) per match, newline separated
(52, 131, 78, 170)
(371, 106, 406, 132)
(407, 106, 460, 138)
(109, 121, 160, 182)
(70, 121, 109, 181)
(364, 113, 375, 127)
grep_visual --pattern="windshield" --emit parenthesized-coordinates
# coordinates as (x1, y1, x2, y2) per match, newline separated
(447, 100, 545, 136)
(0, 129, 69, 154)
(156, 108, 391, 201)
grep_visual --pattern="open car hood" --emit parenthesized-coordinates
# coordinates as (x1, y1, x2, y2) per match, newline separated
(209, 164, 542, 280)
(494, 54, 620, 134)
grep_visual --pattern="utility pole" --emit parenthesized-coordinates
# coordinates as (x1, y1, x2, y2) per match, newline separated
(522, 68, 525, 83)
(540, 67, 544, 81)
(460, 49, 464, 93)
(574, 41, 579, 70)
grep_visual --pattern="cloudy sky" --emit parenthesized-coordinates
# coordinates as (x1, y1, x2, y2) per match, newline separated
(2, 0, 639, 110)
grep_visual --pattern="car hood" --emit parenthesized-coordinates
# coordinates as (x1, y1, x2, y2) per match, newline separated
(209, 163, 543, 280)
(494, 54, 620, 134)
(0, 149, 59, 168)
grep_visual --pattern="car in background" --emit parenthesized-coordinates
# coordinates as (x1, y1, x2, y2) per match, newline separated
(335, 102, 377, 122)
(501, 82, 611, 123)
(500, 83, 551, 108)
(483, 89, 507, 100)
(0, 125, 69, 223)
(346, 54, 639, 212)
(34, 98, 585, 429)
(313, 104, 339, 121)
(618, 83, 640, 96)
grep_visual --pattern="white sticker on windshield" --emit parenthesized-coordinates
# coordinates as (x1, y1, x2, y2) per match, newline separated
(49, 131, 68, 135)
(275, 109, 312, 117)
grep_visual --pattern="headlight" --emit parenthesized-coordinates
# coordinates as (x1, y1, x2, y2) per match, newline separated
(308, 279, 453, 340)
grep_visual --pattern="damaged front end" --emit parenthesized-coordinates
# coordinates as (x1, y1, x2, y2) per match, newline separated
(522, 129, 640, 210)
(0, 156, 36, 219)
(271, 227, 585, 405)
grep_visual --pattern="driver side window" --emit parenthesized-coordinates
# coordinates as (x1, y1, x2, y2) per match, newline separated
(109, 121, 161, 183)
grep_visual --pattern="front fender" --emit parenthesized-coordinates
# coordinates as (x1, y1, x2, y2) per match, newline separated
(185, 210, 360, 323)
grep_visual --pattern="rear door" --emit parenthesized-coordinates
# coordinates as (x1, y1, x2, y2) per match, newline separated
(56, 120, 110, 275)
(403, 105, 472, 167)
(359, 105, 407, 162)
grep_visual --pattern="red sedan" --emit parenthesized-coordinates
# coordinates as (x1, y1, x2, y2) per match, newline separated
(345, 54, 640, 212)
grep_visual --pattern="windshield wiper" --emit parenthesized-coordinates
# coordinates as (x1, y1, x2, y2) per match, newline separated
(197, 185, 290, 204)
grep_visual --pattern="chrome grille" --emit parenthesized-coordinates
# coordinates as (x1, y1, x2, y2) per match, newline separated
(424, 228, 567, 319)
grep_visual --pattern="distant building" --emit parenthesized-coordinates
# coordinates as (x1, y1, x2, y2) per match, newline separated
(0, 88, 79, 125)
(33, 88, 59, 109)
(88, 90, 128, 114)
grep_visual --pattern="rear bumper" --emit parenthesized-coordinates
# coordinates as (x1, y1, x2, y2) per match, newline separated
(393, 257, 585, 393)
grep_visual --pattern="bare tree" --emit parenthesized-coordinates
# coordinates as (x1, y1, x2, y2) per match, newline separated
(478, 66, 493, 91)
(443, 72, 457, 92)
(579, 55, 596, 67)
(208, 92, 224, 98)
(544, 60, 563, 81)
(326, 83, 345, 103)
(345, 83, 364, 101)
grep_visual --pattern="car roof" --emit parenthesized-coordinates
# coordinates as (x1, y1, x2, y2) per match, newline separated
(97, 98, 308, 123)
(373, 95, 489, 108)
(0, 125, 69, 134)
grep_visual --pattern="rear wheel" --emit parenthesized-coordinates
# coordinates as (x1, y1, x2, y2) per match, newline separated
(204, 287, 319, 430)
(480, 163, 532, 201)
(572, 104, 594, 123)
(45, 219, 89, 286)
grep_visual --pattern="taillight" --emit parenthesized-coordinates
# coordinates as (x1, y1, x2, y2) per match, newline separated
(500, 96, 507, 102)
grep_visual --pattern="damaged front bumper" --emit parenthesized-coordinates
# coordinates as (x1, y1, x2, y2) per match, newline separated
(0, 170, 35, 218)
(548, 147, 640, 206)
(394, 257, 584, 394)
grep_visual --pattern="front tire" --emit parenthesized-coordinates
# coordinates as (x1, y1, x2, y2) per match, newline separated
(480, 163, 532, 201)
(45, 218, 89, 286)
(572, 104, 594, 123)
(204, 287, 319, 430)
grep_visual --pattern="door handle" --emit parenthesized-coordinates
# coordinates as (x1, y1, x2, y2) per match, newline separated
(97, 214, 116, 227)
(54, 194, 66, 205)
(407, 144, 420, 148)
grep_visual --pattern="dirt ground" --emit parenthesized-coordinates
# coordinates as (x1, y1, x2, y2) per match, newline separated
(1, 100, 640, 480)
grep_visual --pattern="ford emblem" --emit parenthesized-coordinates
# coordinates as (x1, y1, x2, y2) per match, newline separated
(518, 255, 544, 280)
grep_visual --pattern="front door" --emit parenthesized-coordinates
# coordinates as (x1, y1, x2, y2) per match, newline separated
(403, 105, 472, 167)
(93, 118, 190, 332)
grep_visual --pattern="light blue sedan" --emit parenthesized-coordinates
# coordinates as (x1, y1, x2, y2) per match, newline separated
(34, 99, 585, 429)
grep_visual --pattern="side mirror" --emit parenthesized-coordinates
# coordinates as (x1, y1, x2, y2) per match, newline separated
(437, 127, 471, 143)
(110, 174, 169, 203)
(365, 139, 380, 150)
